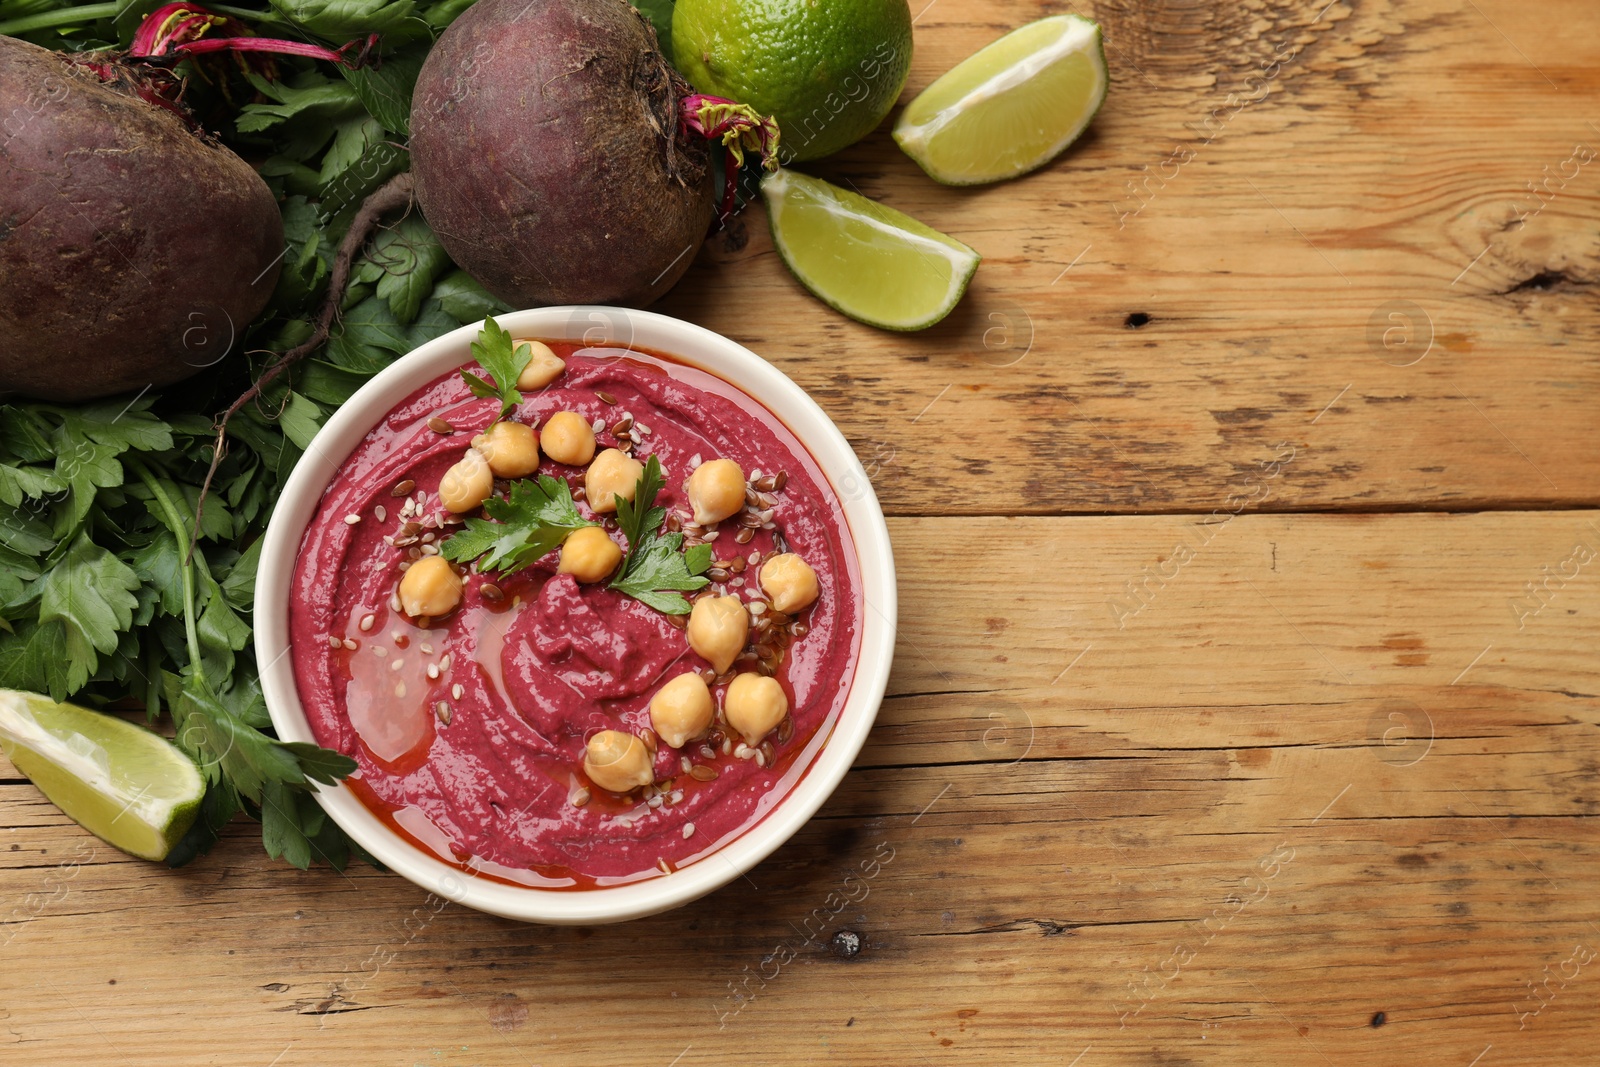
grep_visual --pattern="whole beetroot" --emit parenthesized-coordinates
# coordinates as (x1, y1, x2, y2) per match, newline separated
(0, 36, 283, 402)
(409, 0, 716, 309)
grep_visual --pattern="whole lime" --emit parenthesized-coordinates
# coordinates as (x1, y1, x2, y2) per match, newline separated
(672, 0, 913, 163)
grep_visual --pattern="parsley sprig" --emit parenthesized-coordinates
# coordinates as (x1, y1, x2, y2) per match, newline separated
(461, 317, 532, 422)
(608, 456, 713, 614)
(440, 476, 595, 574)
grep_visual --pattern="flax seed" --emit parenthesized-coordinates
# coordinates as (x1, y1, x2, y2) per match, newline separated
(427, 416, 453, 434)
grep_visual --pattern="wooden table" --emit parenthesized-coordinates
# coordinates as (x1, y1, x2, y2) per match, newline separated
(5, 1, 1598, 1062)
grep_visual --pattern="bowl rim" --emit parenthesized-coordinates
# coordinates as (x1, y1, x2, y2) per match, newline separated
(255, 306, 896, 924)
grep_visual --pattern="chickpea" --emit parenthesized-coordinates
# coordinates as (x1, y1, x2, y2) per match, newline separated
(759, 553, 820, 614)
(584, 730, 653, 793)
(471, 420, 540, 479)
(439, 447, 494, 513)
(585, 448, 644, 514)
(650, 672, 714, 748)
(686, 594, 749, 675)
(724, 673, 788, 746)
(398, 556, 463, 618)
(540, 411, 596, 466)
(513, 340, 565, 389)
(559, 526, 622, 583)
(686, 457, 745, 525)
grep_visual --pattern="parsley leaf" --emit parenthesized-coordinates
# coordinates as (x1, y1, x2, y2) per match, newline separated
(39, 534, 141, 695)
(609, 456, 712, 614)
(440, 474, 595, 574)
(462, 317, 532, 422)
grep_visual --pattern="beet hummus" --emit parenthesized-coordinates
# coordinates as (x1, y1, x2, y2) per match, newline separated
(289, 340, 862, 887)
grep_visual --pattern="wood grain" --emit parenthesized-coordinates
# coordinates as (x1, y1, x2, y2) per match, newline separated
(4, 511, 1597, 1065)
(665, 0, 1600, 516)
(4, 1, 1599, 1065)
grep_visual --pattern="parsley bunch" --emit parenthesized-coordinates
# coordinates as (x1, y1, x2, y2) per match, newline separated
(0, 399, 363, 868)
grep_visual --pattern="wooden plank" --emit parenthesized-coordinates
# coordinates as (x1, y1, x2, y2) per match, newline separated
(2, 510, 1595, 1065)
(662, 0, 1600, 515)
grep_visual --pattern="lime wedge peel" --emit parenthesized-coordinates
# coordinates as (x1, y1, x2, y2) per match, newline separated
(0, 689, 203, 861)
(894, 14, 1108, 186)
(761, 168, 981, 332)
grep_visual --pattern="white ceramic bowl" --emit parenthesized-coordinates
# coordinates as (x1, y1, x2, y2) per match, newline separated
(256, 307, 895, 924)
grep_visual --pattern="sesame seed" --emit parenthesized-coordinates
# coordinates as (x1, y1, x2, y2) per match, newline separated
(344, 514, 361, 525)
(452, 683, 464, 700)
(373, 646, 387, 658)
(439, 653, 452, 672)
(395, 681, 407, 698)
(683, 823, 695, 840)
(328, 635, 341, 649)
(420, 643, 434, 655)
(426, 663, 439, 680)
(657, 858, 671, 874)
(689, 453, 702, 469)
(374, 505, 387, 522)
(570, 787, 591, 808)
(359, 613, 375, 632)
(342, 638, 358, 651)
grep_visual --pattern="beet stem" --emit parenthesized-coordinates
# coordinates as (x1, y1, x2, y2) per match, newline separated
(679, 95, 781, 173)
(130, 2, 372, 68)
(190, 172, 416, 559)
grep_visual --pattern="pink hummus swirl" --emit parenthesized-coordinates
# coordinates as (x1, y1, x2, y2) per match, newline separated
(289, 343, 862, 887)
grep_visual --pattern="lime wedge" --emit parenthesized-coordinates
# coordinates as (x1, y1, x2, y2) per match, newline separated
(761, 168, 981, 331)
(0, 689, 203, 861)
(893, 14, 1108, 186)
